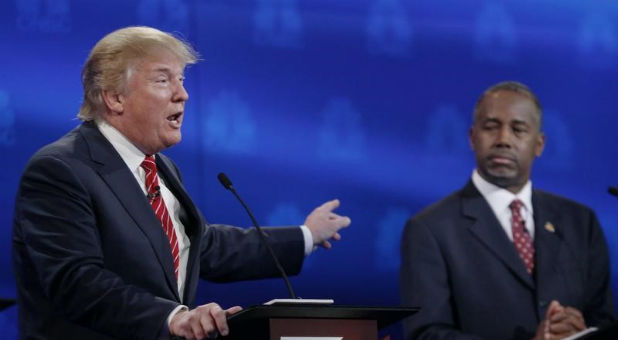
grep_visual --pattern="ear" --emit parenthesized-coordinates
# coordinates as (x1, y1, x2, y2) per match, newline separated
(101, 89, 125, 114)
(535, 132, 546, 157)
(469, 126, 476, 151)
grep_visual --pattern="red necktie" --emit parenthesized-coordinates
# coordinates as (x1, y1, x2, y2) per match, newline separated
(141, 155, 179, 280)
(509, 199, 534, 275)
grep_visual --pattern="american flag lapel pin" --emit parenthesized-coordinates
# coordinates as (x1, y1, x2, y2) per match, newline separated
(544, 222, 555, 233)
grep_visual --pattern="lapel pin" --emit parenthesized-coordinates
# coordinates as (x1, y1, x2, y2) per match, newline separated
(544, 222, 555, 233)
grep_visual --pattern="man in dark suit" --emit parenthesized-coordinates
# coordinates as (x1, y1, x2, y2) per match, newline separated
(13, 26, 351, 340)
(400, 81, 615, 339)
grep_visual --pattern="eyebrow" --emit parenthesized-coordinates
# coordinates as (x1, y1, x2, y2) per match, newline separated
(150, 66, 184, 77)
(481, 117, 531, 129)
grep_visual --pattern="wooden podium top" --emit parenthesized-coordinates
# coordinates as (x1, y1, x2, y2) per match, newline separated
(228, 304, 418, 330)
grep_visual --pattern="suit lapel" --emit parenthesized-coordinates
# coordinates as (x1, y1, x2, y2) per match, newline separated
(79, 122, 180, 300)
(532, 191, 563, 297)
(461, 181, 535, 290)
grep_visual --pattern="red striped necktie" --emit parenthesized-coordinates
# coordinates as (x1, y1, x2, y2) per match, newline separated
(141, 155, 179, 280)
(509, 199, 534, 275)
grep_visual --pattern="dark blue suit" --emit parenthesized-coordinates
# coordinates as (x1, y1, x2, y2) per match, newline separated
(400, 181, 614, 339)
(12, 122, 305, 339)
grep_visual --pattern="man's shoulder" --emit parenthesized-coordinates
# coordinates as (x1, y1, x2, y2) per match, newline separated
(533, 189, 594, 215)
(30, 123, 88, 161)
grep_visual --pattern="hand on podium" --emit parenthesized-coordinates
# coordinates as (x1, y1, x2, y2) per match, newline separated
(533, 300, 586, 339)
(170, 303, 242, 339)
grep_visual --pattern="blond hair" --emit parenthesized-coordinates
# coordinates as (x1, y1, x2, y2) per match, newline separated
(77, 26, 199, 121)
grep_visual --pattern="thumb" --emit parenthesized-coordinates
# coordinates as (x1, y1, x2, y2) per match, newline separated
(225, 306, 243, 316)
(319, 199, 340, 212)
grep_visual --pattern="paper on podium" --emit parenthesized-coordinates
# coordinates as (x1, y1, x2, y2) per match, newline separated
(264, 299, 334, 305)
(561, 327, 598, 340)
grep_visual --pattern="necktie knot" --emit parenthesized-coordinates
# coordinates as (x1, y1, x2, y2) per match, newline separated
(509, 199, 523, 212)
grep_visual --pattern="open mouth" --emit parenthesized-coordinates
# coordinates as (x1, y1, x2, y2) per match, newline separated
(167, 112, 182, 123)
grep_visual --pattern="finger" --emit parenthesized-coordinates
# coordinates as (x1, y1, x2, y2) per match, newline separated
(558, 312, 586, 332)
(319, 199, 340, 212)
(545, 300, 563, 320)
(331, 232, 341, 241)
(549, 310, 569, 323)
(196, 305, 217, 339)
(225, 305, 243, 316)
(190, 315, 205, 340)
(321, 240, 332, 249)
(209, 304, 230, 336)
(564, 307, 585, 326)
(549, 322, 575, 334)
(329, 215, 351, 228)
(337, 216, 351, 228)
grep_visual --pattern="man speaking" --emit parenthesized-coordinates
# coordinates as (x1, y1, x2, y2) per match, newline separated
(12, 26, 351, 340)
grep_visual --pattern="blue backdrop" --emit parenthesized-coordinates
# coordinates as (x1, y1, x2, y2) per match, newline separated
(1, 0, 616, 338)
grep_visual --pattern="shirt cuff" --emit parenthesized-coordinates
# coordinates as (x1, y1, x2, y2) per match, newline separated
(167, 304, 189, 328)
(300, 225, 316, 256)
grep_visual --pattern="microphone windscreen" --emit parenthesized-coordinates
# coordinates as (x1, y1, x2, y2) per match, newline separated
(217, 172, 233, 190)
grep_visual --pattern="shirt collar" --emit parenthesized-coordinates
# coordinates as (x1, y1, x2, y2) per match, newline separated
(95, 118, 147, 173)
(472, 169, 533, 216)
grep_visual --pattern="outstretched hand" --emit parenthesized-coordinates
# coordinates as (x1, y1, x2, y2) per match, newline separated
(304, 199, 351, 249)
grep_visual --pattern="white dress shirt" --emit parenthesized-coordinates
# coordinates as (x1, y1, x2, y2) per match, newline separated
(471, 169, 535, 240)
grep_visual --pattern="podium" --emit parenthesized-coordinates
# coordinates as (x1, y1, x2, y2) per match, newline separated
(223, 304, 418, 340)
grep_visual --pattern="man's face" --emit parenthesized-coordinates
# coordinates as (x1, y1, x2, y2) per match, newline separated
(112, 49, 188, 155)
(470, 90, 545, 193)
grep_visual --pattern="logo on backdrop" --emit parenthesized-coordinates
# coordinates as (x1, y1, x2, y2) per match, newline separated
(375, 207, 410, 271)
(16, 0, 71, 32)
(136, 0, 189, 34)
(316, 98, 366, 161)
(254, 0, 303, 48)
(577, 12, 617, 69)
(474, 2, 517, 63)
(367, 0, 412, 57)
(0, 91, 15, 146)
(203, 91, 256, 153)
(425, 104, 468, 156)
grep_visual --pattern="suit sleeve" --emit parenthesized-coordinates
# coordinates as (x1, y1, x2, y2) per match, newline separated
(155, 155, 306, 283)
(14, 155, 178, 339)
(198, 222, 305, 282)
(582, 211, 615, 327)
(400, 218, 483, 340)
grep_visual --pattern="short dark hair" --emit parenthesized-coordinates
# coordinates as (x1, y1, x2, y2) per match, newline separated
(473, 81, 543, 128)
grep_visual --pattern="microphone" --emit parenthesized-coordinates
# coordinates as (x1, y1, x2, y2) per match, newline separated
(608, 186, 618, 197)
(217, 172, 297, 299)
(146, 186, 161, 202)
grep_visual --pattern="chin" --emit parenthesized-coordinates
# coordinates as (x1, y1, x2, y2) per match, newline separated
(164, 136, 182, 148)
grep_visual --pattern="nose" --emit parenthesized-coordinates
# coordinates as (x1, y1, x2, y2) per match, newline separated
(495, 126, 512, 148)
(173, 82, 189, 102)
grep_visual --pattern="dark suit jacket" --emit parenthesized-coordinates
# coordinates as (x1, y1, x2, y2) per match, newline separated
(400, 181, 615, 340)
(12, 122, 305, 339)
